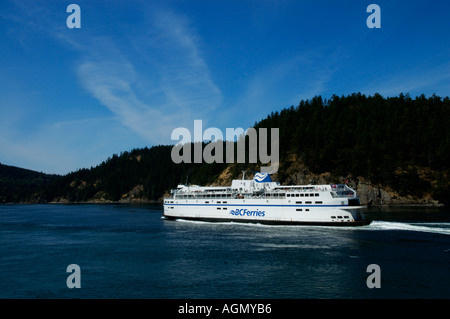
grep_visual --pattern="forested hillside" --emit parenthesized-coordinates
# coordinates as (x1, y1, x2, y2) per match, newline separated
(45, 145, 227, 203)
(255, 93, 450, 203)
(0, 163, 59, 203)
(1, 93, 449, 205)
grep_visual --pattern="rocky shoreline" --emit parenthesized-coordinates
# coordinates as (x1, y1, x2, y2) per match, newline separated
(6, 159, 444, 207)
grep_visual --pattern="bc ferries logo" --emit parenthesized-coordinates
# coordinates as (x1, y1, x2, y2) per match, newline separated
(254, 172, 272, 183)
(229, 208, 265, 217)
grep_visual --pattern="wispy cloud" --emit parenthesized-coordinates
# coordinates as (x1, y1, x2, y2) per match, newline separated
(155, 10, 222, 106)
(0, 113, 128, 174)
(360, 61, 450, 97)
(130, 7, 223, 117)
(1, 1, 224, 173)
(70, 7, 223, 143)
(74, 38, 168, 141)
(226, 49, 342, 126)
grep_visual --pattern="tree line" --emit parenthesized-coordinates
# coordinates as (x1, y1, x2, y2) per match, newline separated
(1, 93, 449, 204)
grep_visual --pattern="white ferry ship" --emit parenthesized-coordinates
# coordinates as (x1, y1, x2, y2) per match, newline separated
(163, 173, 371, 226)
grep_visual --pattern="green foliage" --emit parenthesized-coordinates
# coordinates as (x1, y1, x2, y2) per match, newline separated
(1, 93, 449, 204)
(42, 145, 228, 202)
(255, 93, 450, 203)
(0, 164, 59, 203)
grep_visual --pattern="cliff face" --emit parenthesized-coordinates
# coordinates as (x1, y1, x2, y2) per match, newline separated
(353, 178, 440, 207)
(282, 157, 442, 207)
(212, 155, 443, 207)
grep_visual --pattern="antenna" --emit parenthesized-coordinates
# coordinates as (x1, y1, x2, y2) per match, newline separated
(242, 170, 246, 180)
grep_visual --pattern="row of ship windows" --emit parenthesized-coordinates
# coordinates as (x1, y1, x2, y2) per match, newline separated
(176, 194, 234, 199)
(166, 208, 348, 218)
(171, 193, 322, 199)
(166, 200, 324, 205)
(295, 201, 322, 204)
(287, 193, 320, 197)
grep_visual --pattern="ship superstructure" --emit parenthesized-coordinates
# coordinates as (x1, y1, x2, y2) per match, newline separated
(163, 173, 370, 226)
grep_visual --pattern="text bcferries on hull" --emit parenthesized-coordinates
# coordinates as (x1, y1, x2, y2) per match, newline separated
(163, 173, 371, 226)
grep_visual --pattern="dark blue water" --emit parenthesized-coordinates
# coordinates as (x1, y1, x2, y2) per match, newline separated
(1, 204, 449, 299)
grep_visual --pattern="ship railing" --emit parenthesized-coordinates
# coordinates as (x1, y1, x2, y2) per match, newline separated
(173, 191, 238, 200)
(274, 186, 330, 192)
(330, 185, 357, 198)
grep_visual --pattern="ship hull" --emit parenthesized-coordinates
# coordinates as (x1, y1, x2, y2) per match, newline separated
(163, 200, 371, 226)
(163, 214, 371, 226)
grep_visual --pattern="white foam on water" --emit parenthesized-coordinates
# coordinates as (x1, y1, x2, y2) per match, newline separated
(367, 221, 450, 235)
(166, 217, 450, 235)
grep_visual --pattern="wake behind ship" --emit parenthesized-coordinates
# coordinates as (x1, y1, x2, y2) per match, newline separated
(163, 173, 371, 226)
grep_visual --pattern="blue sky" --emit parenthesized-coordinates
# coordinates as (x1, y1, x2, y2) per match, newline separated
(1, 0, 449, 174)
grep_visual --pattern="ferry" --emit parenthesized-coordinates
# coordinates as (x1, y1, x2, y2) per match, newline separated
(163, 173, 371, 226)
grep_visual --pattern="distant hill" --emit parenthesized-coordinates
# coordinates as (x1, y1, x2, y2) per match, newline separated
(45, 145, 227, 203)
(0, 163, 60, 203)
(253, 93, 450, 205)
(1, 93, 449, 206)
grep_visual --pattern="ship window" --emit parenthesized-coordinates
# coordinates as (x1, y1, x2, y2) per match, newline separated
(337, 216, 343, 219)
(315, 201, 322, 204)
(344, 216, 349, 218)
(305, 209, 309, 211)
(205, 201, 209, 203)
(305, 201, 312, 204)
(223, 207, 227, 210)
(217, 207, 221, 210)
(296, 201, 302, 204)
(331, 216, 336, 219)
(217, 201, 221, 203)
(305, 193, 309, 197)
(223, 201, 227, 203)
(287, 194, 291, 197)
(299, 194, 303, 197)
(315, 193, 319, 196)
(296, 209, 302, 211)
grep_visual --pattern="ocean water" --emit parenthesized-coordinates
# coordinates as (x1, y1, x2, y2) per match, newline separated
(0, 204, 449, 299)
